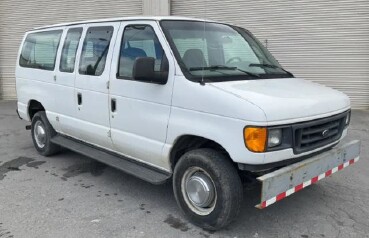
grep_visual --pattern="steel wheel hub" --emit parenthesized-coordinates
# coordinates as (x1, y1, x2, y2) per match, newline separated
(186, 172, 215, 207)
(34, 121, 46, 148)
(181, 167, 217, 215)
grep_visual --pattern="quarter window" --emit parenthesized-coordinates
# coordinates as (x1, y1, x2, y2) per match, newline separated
(60, 28, 82, 73)
(19, 30, 62, 70)
(118, 25, 168, 80)
(79, 26, 113, 76)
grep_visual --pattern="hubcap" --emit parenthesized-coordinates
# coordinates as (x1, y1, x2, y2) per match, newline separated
(181, 167, 217, 215)
(34, 121, 46, 148)
(186, 172, 215, 207)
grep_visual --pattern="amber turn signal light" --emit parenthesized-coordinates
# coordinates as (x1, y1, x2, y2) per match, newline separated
(244, 127, 267, 152)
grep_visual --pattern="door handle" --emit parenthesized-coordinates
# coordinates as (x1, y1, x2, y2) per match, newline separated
(77, 93, 82, 105)
(111, 98, 116, 112)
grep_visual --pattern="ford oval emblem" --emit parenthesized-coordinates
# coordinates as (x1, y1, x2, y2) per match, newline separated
(322, 129, 329, 137)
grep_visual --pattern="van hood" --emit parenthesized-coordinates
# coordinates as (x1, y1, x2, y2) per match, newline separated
(209, 78, 350, 123)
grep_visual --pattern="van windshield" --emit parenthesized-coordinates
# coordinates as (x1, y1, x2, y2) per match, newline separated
(160, 20, 293, 83)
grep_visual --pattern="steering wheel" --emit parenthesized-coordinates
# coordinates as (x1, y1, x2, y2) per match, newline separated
(226, 57, 242, 64)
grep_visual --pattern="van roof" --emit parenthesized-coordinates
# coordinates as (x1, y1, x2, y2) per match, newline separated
(32, 16, 216, 30)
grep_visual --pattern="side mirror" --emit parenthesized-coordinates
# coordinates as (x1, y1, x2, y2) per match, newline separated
(132, 57, 167, 85)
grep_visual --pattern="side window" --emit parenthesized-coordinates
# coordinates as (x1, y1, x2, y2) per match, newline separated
(60, 28, 82, 73)
(79, 26, 113, 76)
(118, 25, 168, 80)
(19, 30, 62, 70)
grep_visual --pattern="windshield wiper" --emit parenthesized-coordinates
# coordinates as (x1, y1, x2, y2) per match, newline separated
(249, 63, 294, 77)
(189, 65, 260, 78)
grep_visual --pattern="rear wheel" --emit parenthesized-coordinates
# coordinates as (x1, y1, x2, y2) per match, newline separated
(173, 148, 243, 230)
(31, 111, 60, 156)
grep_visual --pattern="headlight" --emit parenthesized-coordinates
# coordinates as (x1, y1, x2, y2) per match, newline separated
(345, 111, 351, 126)
(268, 129, 282, 148)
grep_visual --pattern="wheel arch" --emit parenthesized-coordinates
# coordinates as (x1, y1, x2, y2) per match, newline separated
(28, 99, 45, 120)
(169, 134, 234, 170)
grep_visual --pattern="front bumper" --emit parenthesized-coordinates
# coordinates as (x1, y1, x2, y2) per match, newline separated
(256, 140, 361, 209)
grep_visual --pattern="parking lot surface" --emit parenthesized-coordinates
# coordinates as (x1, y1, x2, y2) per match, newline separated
(0, 100, 368, 238)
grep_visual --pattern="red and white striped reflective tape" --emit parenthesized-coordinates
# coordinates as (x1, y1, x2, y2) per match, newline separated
(260, 156, 360, 209)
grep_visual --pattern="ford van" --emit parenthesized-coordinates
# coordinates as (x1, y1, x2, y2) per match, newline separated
(15, 16, 360, 230)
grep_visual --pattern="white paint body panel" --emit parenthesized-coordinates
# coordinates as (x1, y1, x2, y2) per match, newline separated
(108, 21, 175, 169)
(210, 78, 350, 123)
(72, 22, 121, 150)
(53, 27, 80, 137)
(15, 18, 351, 172)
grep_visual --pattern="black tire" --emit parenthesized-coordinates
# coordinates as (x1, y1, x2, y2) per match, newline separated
(173, 148, 243, 230)
(31, 111, 61, 156)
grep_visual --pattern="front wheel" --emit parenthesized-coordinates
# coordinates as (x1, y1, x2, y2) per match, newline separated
(173, 149, 243, 230)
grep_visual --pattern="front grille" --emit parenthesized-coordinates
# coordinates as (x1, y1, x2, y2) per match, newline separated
(293, 112, 347, 154)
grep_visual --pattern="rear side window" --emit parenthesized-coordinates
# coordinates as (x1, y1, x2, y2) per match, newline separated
(60, 28, 83, 73)
(19, 30, 62, 70)
(79, 26, 113, 76)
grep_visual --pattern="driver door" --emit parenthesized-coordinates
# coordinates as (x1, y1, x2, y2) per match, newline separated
(109, 21, 174, 169)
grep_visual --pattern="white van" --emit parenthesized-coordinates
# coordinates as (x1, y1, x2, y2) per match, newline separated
(16, 16, 360, 230)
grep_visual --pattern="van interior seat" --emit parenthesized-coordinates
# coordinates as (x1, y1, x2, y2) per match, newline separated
(80, 56, 98, 74)
(119, 47, 147, 76)
(122, 47, 147, 59)
(182, 49, 207, 69)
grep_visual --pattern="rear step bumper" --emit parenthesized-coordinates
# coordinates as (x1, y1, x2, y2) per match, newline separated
(51, 135, 171, 184)
(256, 140, 361, 209)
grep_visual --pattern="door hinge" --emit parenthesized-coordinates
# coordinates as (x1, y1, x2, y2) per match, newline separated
(106, 81, 110, 89)
(107, 130, 111, 138)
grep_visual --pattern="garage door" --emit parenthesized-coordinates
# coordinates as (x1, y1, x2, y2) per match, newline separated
(0, 0, 142, 100)
(171, 0, 369, 109)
